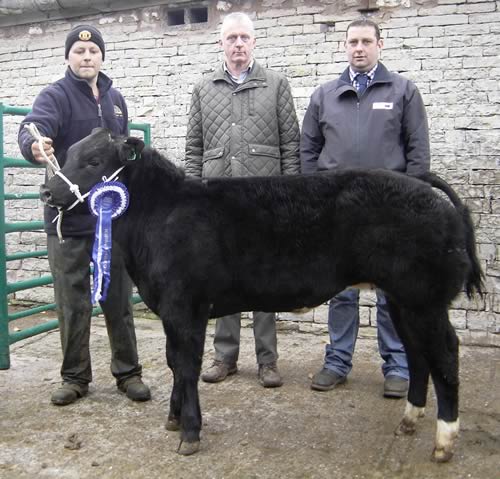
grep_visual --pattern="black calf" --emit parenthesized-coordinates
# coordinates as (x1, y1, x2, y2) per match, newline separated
(42, 128, 483, 462)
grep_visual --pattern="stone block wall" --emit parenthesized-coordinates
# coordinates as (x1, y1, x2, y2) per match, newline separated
(0, 0, 498, 343)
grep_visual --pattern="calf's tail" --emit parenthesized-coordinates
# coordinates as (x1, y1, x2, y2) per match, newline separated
(414, 172, 485, 299)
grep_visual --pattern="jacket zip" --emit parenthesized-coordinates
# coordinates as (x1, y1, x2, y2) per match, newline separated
(97, 101, 102, 127)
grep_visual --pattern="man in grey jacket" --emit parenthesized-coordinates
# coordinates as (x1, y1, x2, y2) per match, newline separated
(185, 12, 300, 388)
(301, 18, 430, 398)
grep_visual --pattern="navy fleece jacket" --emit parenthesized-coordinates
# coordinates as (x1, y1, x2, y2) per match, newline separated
(18, 67, 128, 236)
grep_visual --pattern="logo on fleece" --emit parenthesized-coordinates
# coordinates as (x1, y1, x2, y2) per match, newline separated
(114, 105, 124, 118)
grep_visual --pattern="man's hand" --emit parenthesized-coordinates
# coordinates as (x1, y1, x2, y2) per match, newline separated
(31, 137, 54, 164)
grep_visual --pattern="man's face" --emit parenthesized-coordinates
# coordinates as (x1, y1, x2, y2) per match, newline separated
(220, 21, 256, 70)
(344, 25, 383, 72)
(67, 41, 103, 82)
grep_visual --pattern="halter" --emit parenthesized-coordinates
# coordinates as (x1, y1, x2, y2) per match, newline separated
(25, 123, 125, 242)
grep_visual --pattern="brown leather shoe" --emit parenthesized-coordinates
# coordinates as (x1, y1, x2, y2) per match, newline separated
(51, 383, 88, 406)
(258, 362, 283, 388)
(118, 376, 151, 401)
(201, 360, 237, 383)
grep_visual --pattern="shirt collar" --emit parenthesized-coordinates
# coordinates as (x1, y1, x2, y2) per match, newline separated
(349, 63, 378, 83)
(223, 59, 254, 84)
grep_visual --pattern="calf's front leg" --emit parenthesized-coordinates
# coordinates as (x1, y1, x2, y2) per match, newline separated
(162, 312, 208, 455)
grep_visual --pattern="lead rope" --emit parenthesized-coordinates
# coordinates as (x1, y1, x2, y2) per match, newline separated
(25, 124, 72, 242)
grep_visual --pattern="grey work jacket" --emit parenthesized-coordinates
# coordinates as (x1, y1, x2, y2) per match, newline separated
(300, 63, 430, 175)
(185, 61, 300, 178)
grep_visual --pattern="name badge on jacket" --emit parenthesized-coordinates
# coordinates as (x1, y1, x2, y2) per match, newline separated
(373, 102, 393, 110)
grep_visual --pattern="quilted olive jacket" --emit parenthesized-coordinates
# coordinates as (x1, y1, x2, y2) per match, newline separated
(185, 61, 300, 178)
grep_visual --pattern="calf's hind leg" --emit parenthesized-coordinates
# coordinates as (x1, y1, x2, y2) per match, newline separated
(427, 316, 460, 462)
(391, 302, 459, 462)
(386, 301, 429, 435)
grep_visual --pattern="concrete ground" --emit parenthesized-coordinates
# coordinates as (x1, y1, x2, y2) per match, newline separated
(0, 316, 499, 479)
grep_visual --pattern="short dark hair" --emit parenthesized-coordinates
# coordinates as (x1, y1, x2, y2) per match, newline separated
(346, 18, 381, 41)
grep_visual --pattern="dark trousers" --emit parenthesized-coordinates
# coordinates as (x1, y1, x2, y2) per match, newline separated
(47, 235, 142, 386)
(214, 312, 278, 366)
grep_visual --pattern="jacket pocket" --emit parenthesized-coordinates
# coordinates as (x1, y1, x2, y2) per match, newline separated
(202, 146, 225, 177)
(248, 144, 280, 158)
(246, 144, 281, 176)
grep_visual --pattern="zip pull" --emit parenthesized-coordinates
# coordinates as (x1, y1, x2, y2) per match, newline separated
(97, 102, 103, 127)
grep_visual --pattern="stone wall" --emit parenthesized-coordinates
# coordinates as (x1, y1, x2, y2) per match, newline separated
(0, 0, 498, 343)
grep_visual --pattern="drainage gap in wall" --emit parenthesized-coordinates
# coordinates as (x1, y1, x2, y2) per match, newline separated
(190, 7, 208, 24)
(167, 9, 185, 26)
(357, 8, 380, 15)
(166, 6, 208, 27)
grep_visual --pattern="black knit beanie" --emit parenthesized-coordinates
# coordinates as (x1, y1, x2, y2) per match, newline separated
(65, 25, 105, 60)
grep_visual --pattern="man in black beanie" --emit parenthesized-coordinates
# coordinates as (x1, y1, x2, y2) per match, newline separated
(18, 24, 151, 405)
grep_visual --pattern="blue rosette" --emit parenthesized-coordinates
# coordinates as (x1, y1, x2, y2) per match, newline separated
(88, 181, 129, 305)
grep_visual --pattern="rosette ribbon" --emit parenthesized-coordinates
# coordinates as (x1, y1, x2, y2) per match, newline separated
(88, 181, 129, 305)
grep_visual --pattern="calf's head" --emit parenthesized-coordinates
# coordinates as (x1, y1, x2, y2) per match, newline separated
(40, 128, 144, 209)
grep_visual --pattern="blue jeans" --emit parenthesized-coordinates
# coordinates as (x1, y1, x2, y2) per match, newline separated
(324, 289, 408, 380)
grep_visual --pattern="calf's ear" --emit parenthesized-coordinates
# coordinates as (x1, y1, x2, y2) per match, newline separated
(119, 137, 145, 163)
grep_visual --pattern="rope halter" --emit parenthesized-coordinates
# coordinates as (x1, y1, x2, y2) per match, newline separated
(25, 123, 125, 242)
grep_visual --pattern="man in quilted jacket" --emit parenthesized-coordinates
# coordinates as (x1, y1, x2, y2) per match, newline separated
(185, 12, 300, 388)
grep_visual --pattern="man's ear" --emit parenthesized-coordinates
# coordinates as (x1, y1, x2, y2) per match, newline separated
(119, 137, 145, 163)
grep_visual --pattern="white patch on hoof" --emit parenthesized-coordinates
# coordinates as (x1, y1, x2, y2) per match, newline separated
(395, 401, 425, 436)
(433, 418, 459, 462)
(405, 401, 426, 420)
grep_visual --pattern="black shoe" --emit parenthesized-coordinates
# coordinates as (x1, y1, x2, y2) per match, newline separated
(201, 360, 237, 383)
(51, 383, 88, 406)
(383, 375, 408, 399)
(311, 368, 346, 391)
(118, 376, 151, 401)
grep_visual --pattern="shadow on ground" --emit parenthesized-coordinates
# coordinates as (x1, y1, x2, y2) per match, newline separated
(1, 317, 499, 479)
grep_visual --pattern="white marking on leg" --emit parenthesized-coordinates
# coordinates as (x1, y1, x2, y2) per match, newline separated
(433, 419, 459, 462)
(404, 401, 426, 422)
(395, 401, 425, 436)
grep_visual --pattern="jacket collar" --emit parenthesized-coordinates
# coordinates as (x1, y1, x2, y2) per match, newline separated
(213, 60, 267, 85)
(65, 67, 113, 96)
(335, 62, 392, 97)
(339, 62, 392, 86)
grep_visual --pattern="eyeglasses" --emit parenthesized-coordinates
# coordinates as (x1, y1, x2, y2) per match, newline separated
(224, 34, 252, 44)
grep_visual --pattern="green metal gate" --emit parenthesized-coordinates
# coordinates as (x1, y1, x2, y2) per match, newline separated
(0, 102, 150, 369)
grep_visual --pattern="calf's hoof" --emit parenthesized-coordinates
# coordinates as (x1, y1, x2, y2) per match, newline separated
(394, 418, 416, 436)
(432, 419, 459, 463)
(395, 402, 425, 436)
(432, 446, 454, 463)
(165, 416, 180, 431)
(177, 439, 200, 456)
